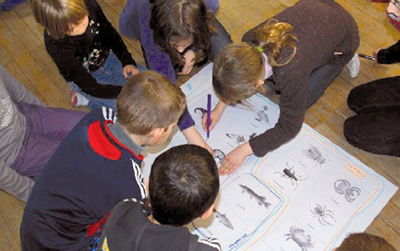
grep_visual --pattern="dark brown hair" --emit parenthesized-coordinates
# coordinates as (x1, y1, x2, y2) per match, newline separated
(213, 19, 297, 104)
(117, 71, 186, 135)
(30, 0, 88, 39)
(337, 233, 396, 251)
(149, 144, 219, 226)
(149, 0, 216, 72)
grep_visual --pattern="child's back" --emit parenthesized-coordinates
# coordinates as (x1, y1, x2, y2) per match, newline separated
(99, 198, 220, 251)
(99, 144, 221, 251)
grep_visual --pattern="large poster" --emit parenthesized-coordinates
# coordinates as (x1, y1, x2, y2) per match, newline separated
(142, 64, 398, 250)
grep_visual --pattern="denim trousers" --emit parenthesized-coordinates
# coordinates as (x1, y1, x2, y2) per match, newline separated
(69, 51, 145, 110)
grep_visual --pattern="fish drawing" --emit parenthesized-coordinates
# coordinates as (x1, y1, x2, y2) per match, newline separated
(214, 209, 234, 230)
(239, 184, 271, 209)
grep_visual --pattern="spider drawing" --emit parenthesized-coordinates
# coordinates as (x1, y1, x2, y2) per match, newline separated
(310, 204, 336, 226)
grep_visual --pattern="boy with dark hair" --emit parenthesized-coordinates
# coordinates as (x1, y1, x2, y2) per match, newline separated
(98, 144, 221, 251)
(20, 71, 186, 250)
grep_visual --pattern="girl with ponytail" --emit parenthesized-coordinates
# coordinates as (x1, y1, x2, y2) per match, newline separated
(204, 0, 360, 175)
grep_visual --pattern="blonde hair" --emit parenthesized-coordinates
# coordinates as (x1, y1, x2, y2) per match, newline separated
(337, 233, 396, 251)
(30, 0, 88, 39)
(117, 71, 186, 135)
(212, 19, 297, 104)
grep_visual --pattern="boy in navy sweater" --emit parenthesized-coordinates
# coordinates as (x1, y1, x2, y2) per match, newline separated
(99, 145, 221, 251)
(20, 71, 186, 250)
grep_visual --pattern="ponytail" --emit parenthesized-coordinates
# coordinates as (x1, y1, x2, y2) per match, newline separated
(251, 19, 298, 67)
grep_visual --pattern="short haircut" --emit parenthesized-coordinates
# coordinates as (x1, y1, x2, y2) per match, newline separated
(337, 233, 396, 251)
(116, 71, 186, 135)
(149, 0, 216, 71)
(149, 144, 219, 226)
(30, 0, 88, 39)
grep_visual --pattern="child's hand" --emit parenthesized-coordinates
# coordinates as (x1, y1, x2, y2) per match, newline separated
(219, 143, 253, 176)
(123, 65, 139, 79)
(373, 48, 383, 62)
(201, 101, 228, 131)
(178, 50, 196, 75)
(182, 126, 214, 155)
(201, 109, 222, 132)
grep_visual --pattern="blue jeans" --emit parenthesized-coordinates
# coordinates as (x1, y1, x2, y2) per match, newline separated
(69, 51, 146, 110)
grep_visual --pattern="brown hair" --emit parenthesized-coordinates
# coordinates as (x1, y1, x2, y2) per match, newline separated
(337, 233, 396, 251)
(30, 0, 88, 39)
(212, 19, 297, 104)
(149, 0, 216, 72)
(117, 71, 186, 135)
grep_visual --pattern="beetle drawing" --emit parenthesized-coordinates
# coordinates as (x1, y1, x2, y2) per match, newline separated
(285, 226, 314, 251)
(334, 179, 361, 202)
(303, 145, 329, 167)
(275, 162, 308, 190)
(310, 204, 336, 226)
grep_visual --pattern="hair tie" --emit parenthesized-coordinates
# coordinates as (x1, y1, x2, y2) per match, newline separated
(255, 46, 264, 53)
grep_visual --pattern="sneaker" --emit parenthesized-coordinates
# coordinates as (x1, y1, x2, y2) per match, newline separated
(345, 53, 360, 78)
(70, 91, 89, 107)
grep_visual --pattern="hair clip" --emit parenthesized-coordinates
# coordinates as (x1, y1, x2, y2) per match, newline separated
(255, 46, 264, 53)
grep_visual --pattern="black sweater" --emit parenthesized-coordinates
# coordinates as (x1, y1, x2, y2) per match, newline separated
(45, 0, 136, 99)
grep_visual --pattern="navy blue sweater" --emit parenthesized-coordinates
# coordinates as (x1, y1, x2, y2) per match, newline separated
(21, 107, 146, 250)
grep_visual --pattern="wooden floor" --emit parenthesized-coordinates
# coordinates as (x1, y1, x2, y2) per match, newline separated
(0, 0, 399, 250)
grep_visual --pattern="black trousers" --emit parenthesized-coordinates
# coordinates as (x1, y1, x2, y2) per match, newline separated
(344, 76, 400, 157)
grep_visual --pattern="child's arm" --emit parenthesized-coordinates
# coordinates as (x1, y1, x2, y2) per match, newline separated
(89, 0, 137, 69)
(45, 42, 122, 99)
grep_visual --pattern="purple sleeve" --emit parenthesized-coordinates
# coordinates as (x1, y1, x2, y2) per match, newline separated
(204, 0, 220, 13)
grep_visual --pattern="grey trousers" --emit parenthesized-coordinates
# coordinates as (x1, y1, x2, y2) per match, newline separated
(265, 64, 345, 109)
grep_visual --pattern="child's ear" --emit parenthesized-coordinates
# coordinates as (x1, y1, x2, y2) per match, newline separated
(200, 204, 215, 220)
(149, 127, 165, 144)
(255, 79, 264, 88)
